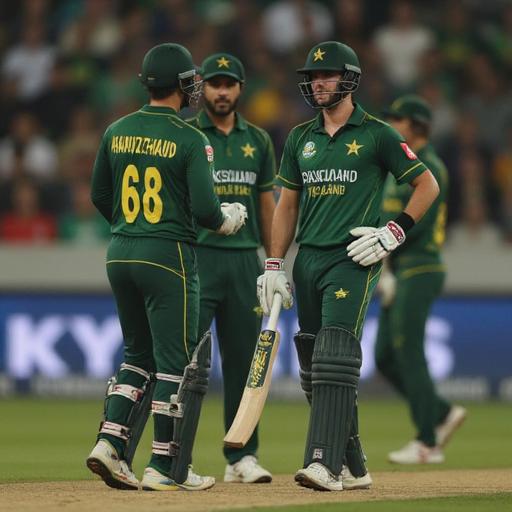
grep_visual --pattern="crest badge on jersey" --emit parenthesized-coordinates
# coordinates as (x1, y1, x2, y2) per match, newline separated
(205, 144, 214, 162)
(302, 141, 316, 159)
(400, 142, 417, 160)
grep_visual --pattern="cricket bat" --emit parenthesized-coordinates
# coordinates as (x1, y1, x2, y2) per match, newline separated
(223, 293, 283, 448)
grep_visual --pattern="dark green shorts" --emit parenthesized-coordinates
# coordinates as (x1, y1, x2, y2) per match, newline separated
(106, 234, 199, 375)
(293, 245, 381, 339)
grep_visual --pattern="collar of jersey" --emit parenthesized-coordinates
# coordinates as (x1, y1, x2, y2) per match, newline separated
(196, 109, 248, 131)
(312, 102, 366, 134)
(140, 104, 178, 116)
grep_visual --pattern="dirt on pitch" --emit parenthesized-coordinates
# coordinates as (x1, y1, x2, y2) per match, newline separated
(1, 469, 511, 512)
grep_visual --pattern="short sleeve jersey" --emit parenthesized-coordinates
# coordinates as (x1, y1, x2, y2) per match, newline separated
(188, 110, 276, 249)
(381, 143, 448, 266)
(91, 105, 223, 243)
(276, 103, 428, 247)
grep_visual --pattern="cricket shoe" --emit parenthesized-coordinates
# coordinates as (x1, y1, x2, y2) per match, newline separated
(86, 439, 139, 490)
(340, 466, 372, 490)
(388, 440, 444, 464)
(224, 455, 272, 483)
(294, 462, 343, 491)
(436, 405, 467, 448)
(141, 466, 215, 491)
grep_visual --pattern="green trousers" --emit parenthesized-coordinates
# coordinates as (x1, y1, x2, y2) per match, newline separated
(196, 246, 263, 465)
(375, 267, 451, 446)
(293, 245, 381, 339)
(101, 234, 199, 472)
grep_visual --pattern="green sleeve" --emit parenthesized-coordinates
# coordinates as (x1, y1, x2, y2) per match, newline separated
(275, 131, 302, 190)
(186, 133, 224, 231)
(90, 130, 113, 223)
(377, 125, 428, 185)
(257, 130, 276, 192)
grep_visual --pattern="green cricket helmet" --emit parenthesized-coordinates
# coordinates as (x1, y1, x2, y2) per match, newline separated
(139, 43, 202, 106)
(297, 41, 361, 109)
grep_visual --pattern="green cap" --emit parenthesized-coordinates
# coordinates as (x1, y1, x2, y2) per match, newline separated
(384, 94, 432, 125)
(297, 41, 361, 75)
(200, 53, 245, 83)
(139, 43, 195, 88)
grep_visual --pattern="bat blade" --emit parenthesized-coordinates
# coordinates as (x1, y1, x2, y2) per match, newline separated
(223, 327, 281, 448)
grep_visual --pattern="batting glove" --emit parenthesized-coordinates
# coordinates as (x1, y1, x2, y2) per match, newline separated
(217, 202, 248, 235)
(257, 258, 293, 316)
(347, 221, 406, 267)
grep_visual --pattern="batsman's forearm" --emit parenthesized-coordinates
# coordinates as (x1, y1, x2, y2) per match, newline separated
(269, 197, 298, 259)
(404, 169, 439, 223)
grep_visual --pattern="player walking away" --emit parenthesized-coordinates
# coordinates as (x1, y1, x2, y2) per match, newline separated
(257, 41, 440, 491)
(188, 53, 275, 483)
(375, 94, 467, 465)
(85, 43, 247, 491)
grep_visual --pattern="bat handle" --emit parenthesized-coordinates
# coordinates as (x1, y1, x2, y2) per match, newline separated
(267, 293, 282, 331)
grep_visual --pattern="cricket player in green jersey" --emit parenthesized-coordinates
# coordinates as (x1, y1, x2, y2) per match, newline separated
(188, 53, 275, 483)
(375, 95, 467, 465)
(85, 43, 248, 492)
(257, 41, 440, 491)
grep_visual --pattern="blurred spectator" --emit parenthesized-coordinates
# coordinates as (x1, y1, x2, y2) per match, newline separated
(1, 20, 56, 101)
(0, 178, 57, 243)
(89, 52, 146, 116)
(480, 4, 512, 73)
(462, 53, 512, 152)
(373, 0, 434, 90)
(418, 81, 457, 146)
(334, 0, 368, 57)
(59, 180, 110, 245)
(59, 106, 100, 181)
(261, 0, 333, 54)
(492, 125, 512, 241)
(0, 112, 58, 180)
(59, 0, 122, 61)
(436, 0, 481, 75)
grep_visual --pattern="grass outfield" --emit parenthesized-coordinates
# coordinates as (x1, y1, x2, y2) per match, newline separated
(0, 397, 510, 482)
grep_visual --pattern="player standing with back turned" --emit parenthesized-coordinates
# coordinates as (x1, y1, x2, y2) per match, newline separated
(85, 43, 247, 491)
(375, 94, 467, 464)
(188, 53, 275, 483)
(257, 41, 440, 491)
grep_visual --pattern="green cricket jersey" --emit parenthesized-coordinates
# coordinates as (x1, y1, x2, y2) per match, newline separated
(381, 142, 448, 268)
(91, 104, 224, 243)
(188, 110, 276, 249)
(276, 103, 428, 247)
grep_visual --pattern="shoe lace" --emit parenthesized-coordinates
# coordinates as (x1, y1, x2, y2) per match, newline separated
(309, 463, 336, 482)
(187, 465, 204, 484)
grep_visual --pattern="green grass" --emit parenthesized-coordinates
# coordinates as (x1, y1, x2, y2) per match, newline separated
(218, 494, 512, 512)
(0, 398, 510, 483)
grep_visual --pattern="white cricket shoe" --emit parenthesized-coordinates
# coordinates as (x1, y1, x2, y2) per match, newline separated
(86, 439, 139, 490)
(142, 466, 215, 491)
(294, 462, 343, 491)
(436, 405, 467, 448)
(340, 465, 372, 490)
(224, 455, 272, 483)
(181, 466, 216, 491)
(388, 440, 444, 464)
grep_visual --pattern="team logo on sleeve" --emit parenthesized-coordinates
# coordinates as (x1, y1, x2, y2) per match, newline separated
(302, 141, 316, 159)
(400, 142, 417, 160)
(205, 144, 214, 162)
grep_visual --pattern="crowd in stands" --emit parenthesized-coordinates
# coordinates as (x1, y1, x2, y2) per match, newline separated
(1, 0, 511, 245)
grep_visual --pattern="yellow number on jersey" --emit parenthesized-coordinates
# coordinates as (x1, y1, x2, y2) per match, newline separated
(121, 165, 163, 223)
(433, 202, 447, 247)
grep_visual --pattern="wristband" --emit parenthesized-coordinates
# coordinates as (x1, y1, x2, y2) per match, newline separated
(394, 211, 415, 233)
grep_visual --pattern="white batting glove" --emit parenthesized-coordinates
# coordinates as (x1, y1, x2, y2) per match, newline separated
(377, 268, 397, 307)
(256, 258, 293, 316)
(216, 202, 248, 235)
(347, 221, 406, 267)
